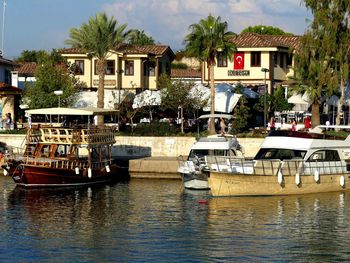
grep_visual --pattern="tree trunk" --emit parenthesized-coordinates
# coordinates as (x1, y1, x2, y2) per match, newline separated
(209, 64, 216, 135)
(180, 105, 184, 134)
(311, 101, 320, 127)
(97, 59, 106, 126)
(336, 78, 345, 126)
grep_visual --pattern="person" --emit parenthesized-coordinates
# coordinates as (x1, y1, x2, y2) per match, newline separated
(291, 118, 297, 131)
(4, 113, 11, 130)
(269, 117, 276, 131)
(220, 118, 226, 135)
(304, 116, 311, 131)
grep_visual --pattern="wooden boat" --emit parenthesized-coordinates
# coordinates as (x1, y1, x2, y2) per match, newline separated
(2, 107, 120, 188)
(207, 127, 350, 197)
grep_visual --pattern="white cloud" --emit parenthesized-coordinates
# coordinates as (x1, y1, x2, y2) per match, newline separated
(102, 0, 311, 50)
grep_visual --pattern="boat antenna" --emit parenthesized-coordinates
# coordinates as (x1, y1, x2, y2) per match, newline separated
(1, 0, 6, 56)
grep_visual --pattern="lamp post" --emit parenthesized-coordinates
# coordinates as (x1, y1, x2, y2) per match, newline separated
(117, 69, 124, 131)
(54, 90, 63, 107)
(261, 68, 269, 130)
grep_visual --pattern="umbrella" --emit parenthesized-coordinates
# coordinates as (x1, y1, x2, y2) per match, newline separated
(74, 90, 129, 109)
(132, 90, 161, 109)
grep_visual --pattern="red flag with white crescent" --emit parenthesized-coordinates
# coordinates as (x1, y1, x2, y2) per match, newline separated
(234, 52, 244, 70)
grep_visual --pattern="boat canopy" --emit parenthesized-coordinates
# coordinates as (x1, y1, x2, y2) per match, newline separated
(25, 107, 118, 116)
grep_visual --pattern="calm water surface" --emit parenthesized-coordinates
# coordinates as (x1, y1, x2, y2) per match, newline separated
(1, 176, 350, 262)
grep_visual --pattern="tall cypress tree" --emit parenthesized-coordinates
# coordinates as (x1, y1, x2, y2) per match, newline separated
(296, 0, 350, 126)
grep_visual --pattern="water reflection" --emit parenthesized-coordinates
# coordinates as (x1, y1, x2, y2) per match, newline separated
(1, 176, 350, 262)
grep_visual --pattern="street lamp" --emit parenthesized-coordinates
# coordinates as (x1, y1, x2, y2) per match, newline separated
(117, 69, 124, 131)
(54, 90, 63, 107)
(261, 68, 269, 130)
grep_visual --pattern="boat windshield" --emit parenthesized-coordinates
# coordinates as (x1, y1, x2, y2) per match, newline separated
(189, 149, 228, 159)
(254, 148, 306, 160)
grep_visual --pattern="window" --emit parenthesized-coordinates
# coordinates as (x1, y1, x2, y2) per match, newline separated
(158, 62, 163, 75)
(74, 60, 84, 75)
(125, 60, 134, 76)
(308, 150, 340, 162)
(273, 53, 278, 67)
(217, 53, 228, 67)
(94, 60, 115, 75)
(149, 61, 155, 76)
(251, 51, 261, 67)
(279, 53, 284, 68)
(287, 53, 293, 67)
(106, 60, 115, 75)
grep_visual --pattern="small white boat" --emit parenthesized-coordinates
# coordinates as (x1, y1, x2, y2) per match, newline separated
(178, 134, 243, 190)
(207, 126, 350, 197)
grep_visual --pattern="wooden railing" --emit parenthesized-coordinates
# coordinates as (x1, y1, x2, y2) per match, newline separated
(27, 126, 116, 145)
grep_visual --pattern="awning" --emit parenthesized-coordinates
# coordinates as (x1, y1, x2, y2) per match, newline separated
(26, 107, 118, 116)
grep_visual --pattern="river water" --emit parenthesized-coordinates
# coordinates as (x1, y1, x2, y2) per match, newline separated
(1, 176, 350, 262)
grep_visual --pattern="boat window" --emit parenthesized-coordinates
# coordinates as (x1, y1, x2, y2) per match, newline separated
(307, 150, 340, 162)
(254, 148, 306, 160)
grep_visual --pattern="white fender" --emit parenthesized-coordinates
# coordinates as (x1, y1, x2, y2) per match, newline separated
(106, 165, 110, 173)
(295, 173, 301, 186)
(88, 168, 92, 178)
(3, 168, 7, 176)
(75, 167, 79, 175)
(277, 170, 283, 185)
(314, 170, 320, 183)
(340, 175, 345, 187)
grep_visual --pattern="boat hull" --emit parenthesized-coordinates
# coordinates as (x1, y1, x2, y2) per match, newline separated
(5, 163, 119, 188)
(208, 172, 350, 197)
(181, 172, 209, 190)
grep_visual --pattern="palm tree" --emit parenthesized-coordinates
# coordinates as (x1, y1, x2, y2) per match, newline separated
(184, 15, 236, 134)
(65, 12, 127, 125)
(126, 29, 155, 45)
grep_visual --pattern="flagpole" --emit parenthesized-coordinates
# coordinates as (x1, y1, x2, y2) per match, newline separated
(1, 0, 6, 56)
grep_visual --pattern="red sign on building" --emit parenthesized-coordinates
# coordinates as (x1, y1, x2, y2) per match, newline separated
(234, 52, 244, 70)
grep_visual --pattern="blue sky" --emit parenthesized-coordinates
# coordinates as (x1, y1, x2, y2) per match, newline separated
(3, 0, 311, 59)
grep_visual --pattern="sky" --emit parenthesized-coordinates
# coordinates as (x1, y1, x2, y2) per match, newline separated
(2, 0, 312, 59)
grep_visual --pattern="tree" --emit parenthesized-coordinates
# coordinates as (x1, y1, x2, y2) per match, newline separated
(65, 12, 127, 125)
(293, 1, 349, 127)
(158, 74, 205, 133)
(301, 0, 350, 126)
(184, 15, 236, 134)
(23, 51, 81, 109)
(125, 29, 155, 45)
(241, 25, 292, 35)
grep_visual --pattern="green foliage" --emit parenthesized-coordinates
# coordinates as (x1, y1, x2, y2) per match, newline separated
(232, 95, 250, 133)
(171, 62, 188, 69)
(125, 29, 155, 45)
(184, 15, 236, 134)
(241, 25, 292, 35)
(66, 12, 127, 119)
(271, 86, 293, 112)
(158, 74, 201, 111)
(15, 50, 47, 63)
(23, 51, 79, 109)
(184, 15, 236, 65)
(15, 49, 65, 63)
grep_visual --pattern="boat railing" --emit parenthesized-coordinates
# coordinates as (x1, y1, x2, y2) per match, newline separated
(29, 126, 116, 145)
(19, 156, 112, 170)
(207, 156, 350, 176)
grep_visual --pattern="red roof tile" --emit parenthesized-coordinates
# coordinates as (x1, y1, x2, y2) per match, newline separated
(231, 33, 301, 50)
(16, 62, 37, 75)
(0, 82, 22, 93)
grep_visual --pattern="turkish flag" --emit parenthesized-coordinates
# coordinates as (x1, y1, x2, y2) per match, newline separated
(234, 52, 244, 70)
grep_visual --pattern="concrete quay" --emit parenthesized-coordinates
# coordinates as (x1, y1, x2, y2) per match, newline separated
(0, 134, 263, 179)
(127, 137, 263, 179)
